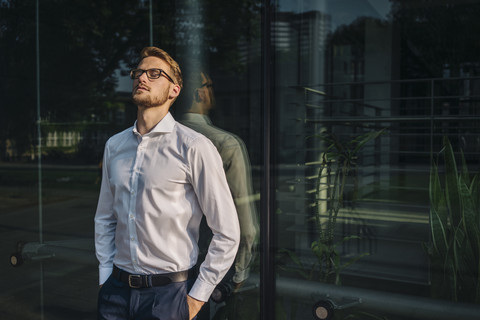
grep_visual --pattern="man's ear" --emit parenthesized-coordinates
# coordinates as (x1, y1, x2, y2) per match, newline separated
(170, 84, 181, 99)
(194, 89, 201, 102)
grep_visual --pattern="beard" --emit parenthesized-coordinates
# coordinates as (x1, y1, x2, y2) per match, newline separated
(132, 86, 169, 108)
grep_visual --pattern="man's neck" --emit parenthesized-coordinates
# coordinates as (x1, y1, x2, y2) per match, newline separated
(188, 103, 209, 115)
(136, 106, 169, 135)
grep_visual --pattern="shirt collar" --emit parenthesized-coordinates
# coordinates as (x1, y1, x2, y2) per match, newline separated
(133, 112, 176, 136)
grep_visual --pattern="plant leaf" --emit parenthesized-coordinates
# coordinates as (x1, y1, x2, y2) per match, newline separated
(470, 174, 480, 227)
(429, 161, 442, 211)
(460, 149, 471, 186)
(351, 128, 386, 154)
(339, 252, 370, 271)
(443, 137, 461, 228)
(430, 207, 448, 256)
(459, 176, 480, 257)
(278, 248, 303, 268)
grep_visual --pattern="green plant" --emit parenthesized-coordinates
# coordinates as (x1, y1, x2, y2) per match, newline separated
(310, 129, 385, 285)
(279, 129, 385, 285)
(276, 128, 385, 320)
(427, 136, 480, 303)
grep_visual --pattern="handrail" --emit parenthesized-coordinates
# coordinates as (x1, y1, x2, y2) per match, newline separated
(246, 274, 480, 320)
(291, 75, 480, 89)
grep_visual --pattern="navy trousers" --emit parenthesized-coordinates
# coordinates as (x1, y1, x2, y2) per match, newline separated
(98, 274, 193, 320)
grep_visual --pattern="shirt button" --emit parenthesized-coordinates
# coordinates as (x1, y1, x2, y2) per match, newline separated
(131, 237, 135, 241)
(129, 214, 134, 219)
(131, 190, 135, 195)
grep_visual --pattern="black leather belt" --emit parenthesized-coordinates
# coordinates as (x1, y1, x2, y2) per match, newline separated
(112, 265, 195, 288)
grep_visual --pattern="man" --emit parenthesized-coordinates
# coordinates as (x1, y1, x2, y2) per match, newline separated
(179, 71, 259, 318)
(94, 47, 240, 320)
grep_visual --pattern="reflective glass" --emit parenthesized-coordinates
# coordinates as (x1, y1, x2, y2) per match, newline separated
(272, 1, 480, 319)
(0, 0, 261, 319)
(2, 0, 480, 319)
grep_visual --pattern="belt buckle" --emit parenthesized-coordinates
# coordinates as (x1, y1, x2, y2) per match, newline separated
(128, 274, 142, 288)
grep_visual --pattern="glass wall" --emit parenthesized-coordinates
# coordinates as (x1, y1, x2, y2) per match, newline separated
(2, 0, 480, 320)
(1, 0, 261, 319)
(271, 1, 480, 319)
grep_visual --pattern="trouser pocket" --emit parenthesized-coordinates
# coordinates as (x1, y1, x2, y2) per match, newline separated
(97, 275, 130, 320)
(151, 281, 189, 320)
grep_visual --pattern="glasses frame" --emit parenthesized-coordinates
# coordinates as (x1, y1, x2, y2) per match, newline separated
(129, 68, 175, 84)
(200, 82, 213, 88)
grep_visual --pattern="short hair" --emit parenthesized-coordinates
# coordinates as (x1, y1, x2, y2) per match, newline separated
(139, 47, 183, 89)
(175, 68, 206, 112)
(184, 70, 206, 96)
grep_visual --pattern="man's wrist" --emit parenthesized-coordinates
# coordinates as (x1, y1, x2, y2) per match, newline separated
(187, 295, 205, 320)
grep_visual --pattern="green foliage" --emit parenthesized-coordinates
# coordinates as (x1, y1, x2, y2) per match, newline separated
(427, 137, 480, 303)
(310, 129, 385, 285)
(390, 1, 480, 78)
(0, 0, 261, 159)
(0, 0, 148, 157)
(279, 129, 385, 286)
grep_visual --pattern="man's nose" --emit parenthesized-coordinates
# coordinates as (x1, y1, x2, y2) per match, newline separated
(138, 71, 149, 82)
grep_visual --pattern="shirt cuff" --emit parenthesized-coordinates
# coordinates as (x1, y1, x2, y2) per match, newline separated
(233, 268, 250, 284)
(99, 265, 113, 285)
(188, 277, 216, 302)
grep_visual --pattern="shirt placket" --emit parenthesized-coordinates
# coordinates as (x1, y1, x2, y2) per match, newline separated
(129, 134, 148, 272)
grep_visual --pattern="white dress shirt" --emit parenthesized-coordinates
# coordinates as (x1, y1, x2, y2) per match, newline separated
(94, 112, 240, 301)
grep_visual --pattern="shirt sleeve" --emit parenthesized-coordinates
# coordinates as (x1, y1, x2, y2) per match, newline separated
(222, 137, 259, 283)
(94, 142, 117, 285)
(187, 137, 241, 301)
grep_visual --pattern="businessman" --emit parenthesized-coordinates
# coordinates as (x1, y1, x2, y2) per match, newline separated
(94, 47, 240, 320)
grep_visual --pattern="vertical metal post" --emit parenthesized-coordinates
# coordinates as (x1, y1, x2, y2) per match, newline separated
(35, 2, 44, 319)
(149, 0, 153, 46)
(36, 0, 43, 246)
(261, 1, 275, 319)
(430, 79, 434, 164)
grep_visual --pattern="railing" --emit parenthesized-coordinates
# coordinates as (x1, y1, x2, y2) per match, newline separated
(275, 76, 480, 318)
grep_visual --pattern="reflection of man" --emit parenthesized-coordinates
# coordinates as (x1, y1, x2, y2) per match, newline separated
(94, 47, 240, 320)
(179, 71, 259, 299)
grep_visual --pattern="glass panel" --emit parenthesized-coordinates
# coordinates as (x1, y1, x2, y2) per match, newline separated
(273, 1, 480, 320)
(172, 1, 262, 319)
(1, 1, 261, 319)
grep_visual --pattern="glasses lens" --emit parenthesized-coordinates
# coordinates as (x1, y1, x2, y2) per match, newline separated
(130, 69, 141, 79)
(146, 69, 162, 79)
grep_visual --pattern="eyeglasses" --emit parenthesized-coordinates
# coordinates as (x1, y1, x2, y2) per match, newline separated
(129, 68, 175, 84)
(200, 82, 213, 88)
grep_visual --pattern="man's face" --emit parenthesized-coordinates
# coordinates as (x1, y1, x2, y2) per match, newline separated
(199, 72, 216, 109)
(132, 56, 175, 108)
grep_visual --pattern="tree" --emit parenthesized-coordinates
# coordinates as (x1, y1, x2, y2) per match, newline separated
(390, 0, 480, 78)
(0, 0, 261, 160)
(0, 0, 150, 159)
